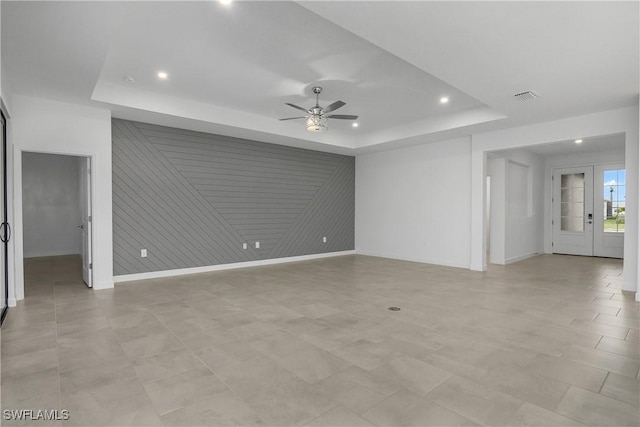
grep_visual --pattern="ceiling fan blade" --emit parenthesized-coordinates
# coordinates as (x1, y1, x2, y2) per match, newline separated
(327, 114, 358, 120)
(279, 117, 307, 121)
(285, 103, 309, 112)
(324, 100, 346, 113)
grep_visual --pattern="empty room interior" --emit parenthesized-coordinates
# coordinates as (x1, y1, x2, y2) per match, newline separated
(1, 2, 639, 426)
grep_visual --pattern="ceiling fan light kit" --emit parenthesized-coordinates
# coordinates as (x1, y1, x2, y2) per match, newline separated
(306, 115, 327, 132)
(280, 86, 358, 132)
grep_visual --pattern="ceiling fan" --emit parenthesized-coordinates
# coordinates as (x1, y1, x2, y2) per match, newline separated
(280, 87, 358, 132)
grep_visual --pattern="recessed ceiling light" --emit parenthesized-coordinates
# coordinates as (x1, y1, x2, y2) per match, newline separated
(575, 139, 583, 144)
(123, 76, 135, 83)
(219, 0, 233, 5)
(157, 71, 168, 80)
(440, 97, 449, 104)
(352, 123, 359, 128)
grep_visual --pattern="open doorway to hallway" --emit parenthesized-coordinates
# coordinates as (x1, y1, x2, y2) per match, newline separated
(21, 152, 93, 298)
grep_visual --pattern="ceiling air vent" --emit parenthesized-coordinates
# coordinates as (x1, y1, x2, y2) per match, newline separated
(514, 91, 538, 102)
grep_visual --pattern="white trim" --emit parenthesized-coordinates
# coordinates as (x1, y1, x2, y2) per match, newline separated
(114, 250, 356, 283)
(8, 298, 16, 308)
(93, 280, 114, 290)
(504, 252, 541, 265)
(355, 250, 470, 270)
(24, 251, 81, 259)
(469, 262, 487, 272)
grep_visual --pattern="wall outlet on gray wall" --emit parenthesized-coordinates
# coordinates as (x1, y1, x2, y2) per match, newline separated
(323, 236, 327, 243)
(141, 249, 147, 258)
(255, 242, 260, 249)
(242, 243, 247, 250)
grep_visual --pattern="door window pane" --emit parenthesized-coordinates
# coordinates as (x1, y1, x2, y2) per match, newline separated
(560, 173, 584, 232)
(603, 169, 625, 233)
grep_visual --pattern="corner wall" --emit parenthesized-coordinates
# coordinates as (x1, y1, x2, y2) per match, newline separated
(10, 95, 113, 300)
(355, 137, 472, 268)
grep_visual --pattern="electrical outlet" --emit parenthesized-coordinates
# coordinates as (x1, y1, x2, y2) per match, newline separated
(255, 241, 260, 249)
(141, 249, 147, 258)
(323, 236, 327, 243)
(242, 243, 247, 250)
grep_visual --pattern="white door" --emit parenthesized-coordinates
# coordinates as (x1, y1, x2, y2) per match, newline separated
(594, 164, 625, 258)
(552, 166, 594, 256)
(79, 158, 92, 287)
(0, 113, 6, 321)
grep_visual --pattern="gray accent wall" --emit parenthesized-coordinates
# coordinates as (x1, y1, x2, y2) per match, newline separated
(112, 119, 355, 275)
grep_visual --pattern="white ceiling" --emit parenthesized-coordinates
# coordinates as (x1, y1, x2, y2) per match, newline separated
(2, 1, 638, 155)
(492, 133, 626, 159)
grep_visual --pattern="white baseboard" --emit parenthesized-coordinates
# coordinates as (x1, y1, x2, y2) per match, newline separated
(93, 280, 115, 290)
(8, 298, 16, 307)
(355, 250, 470, 270)
(114, 250, 356, 283)
(505, 252, 541, 265)
(469, 262, 487, 272)
(622, 278, 637, 293)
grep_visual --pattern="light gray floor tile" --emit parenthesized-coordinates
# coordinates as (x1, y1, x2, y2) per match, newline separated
(305, 406, 373, 426)
(371, 356, 452, 396)
(361, 390, 477, 426)
(506, 402, 585, 426)
(2, 254, 638, 427)
(427, 375, 522, 425)
(556, 386, 639, 426)
(600, 371, 640, 407)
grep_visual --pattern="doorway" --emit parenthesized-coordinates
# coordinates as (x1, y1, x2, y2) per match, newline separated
(21, 152, 93, 290)
(552, 164, 625, 258)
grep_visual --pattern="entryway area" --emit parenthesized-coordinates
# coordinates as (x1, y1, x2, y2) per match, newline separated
(486, 133, 625, 266)
(21, 152, 93, 296)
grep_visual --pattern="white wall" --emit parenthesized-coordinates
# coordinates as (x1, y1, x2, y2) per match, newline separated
(505, 150, 544, 263)
(488, 157, 506, 264)
(471, 105, 639, 296)
(10, 95, 113, 304)
(355, 137, 472, 268)
(22, 152, 82, 258)
(488, 149, 544, 264)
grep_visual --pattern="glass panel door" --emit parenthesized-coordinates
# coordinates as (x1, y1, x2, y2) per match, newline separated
(552, 166, 594, 256)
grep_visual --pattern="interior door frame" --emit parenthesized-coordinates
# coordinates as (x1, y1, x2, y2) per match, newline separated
(1, 110, 8, 326)
(80, 156, 93, 287)
(17, 148, 96, 300)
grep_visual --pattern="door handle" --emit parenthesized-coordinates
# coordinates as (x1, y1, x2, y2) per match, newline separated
(0, 223, 9, 243)
(77, 224, 84, 230)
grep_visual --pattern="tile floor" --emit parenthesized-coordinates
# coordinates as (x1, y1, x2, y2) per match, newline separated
(1, 254, 638, 426)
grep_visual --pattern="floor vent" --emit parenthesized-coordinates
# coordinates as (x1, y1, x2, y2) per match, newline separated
(388, 306, 401, 311)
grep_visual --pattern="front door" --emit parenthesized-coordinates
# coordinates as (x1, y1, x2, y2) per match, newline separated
(552, 166, 594, 256)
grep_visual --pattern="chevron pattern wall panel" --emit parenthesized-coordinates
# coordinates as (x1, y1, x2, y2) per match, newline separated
(112, 119, 355, 275)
